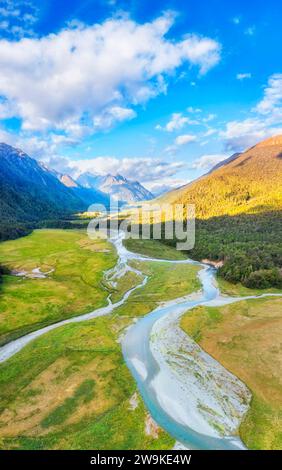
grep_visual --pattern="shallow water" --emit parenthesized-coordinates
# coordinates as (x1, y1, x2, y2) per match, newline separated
(121, 243, 247, 449)
(0, 231, 280, 449)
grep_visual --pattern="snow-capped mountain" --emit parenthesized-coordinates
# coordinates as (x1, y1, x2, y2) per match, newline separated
(76, 172, 153, 203)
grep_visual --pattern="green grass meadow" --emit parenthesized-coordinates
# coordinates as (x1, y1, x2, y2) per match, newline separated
(0, 229, 117, 345)
(0, 229, 201, 449)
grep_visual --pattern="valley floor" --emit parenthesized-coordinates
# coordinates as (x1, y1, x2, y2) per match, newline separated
(0, 229, 281, 450)
(0, 229, 199, 450)
(0, 230, 117, 346)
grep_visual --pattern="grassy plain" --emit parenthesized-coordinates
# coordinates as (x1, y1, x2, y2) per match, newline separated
(123, 237, 188, 260)
(124, 237, 282, 297)
(0, 229, 117, 345)
(216, 276, 282, 297)
(180, 297, 282, 449)
(0, 316, 173, 450)
(0, 229, 200, 449)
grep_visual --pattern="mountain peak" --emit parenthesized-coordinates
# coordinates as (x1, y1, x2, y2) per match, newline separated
(159, 134, 282, 218)
(76, 171, 153, 203)
(255, 134, 282, 148)
(0, 142, 28, 159)
(105, 174, 127, 184)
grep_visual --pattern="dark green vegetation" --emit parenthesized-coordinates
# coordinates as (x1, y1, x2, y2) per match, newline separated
(157, 136, 282, 288)
(0, 143, 108, 241)
(180, 297, 282, 449)
(187, 212, 281, 288)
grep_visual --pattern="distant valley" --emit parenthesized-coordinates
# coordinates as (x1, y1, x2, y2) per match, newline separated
(0, 143, 153, 240)
(0, 136, 281, 290)
(0, 136, 281, 452)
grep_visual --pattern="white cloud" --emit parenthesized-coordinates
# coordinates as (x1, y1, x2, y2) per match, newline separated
(255, 74, 282, 115)
(0, 13, 221, 135)
(236, 73, 252, 80)
(145, 177, 188, 195)
(221, 118, 272, 150)
(203, 113, 216, 122)
(0, 7, 20, 18)
(0, 125, 81, 161)
(0, 1, 39, 38)
(187, 106, 202, 113)
(0, 126, 16, 144)
(164, 144, 178, 155)
(65, 156, 186, 184)
(156, 112, 189, 132)
(221, 73, 282, 151)
(156, 111, 201, 131)
(93, 106, 136, 130)
(221, 118, 282, 151)
(0, 127, 51, 158)
(203, 128, 217, 137)
(0, 20, 9, 29)
(192, 153, 229, 170)
(175, 134, 197, 146)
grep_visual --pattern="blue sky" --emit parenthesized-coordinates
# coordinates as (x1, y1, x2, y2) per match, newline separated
(0, 0, 281, 193)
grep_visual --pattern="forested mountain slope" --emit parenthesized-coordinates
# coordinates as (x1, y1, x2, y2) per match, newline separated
(159, 136, 282, 288)
(0, 143, 106, 239)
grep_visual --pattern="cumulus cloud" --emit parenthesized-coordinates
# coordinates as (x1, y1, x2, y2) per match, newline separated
(156, 110, 202, 132)
(0, 0, 39, 38)
(175, 134, 197, 145)
(0, 125, 80, 161)
(156, 113, 189, 132)
(255, 74, 282, 115)
(221, 74, 282, 151)
(187, 106, 202, 113)
(93, 106, 136, 130)
(192, 153, 229, 170)
(0, 126, 16, 145)
(54, 156, 187, 186)
(0, 12, 221, 136)
(145, 177, 188, 195)
(202, 113, 216, 122)
(221, 118, 273, 151)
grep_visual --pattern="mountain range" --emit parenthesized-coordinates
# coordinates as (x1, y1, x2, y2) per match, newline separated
(0, 136, 281, 287)
(0, 143, 153, 239)
(0, 143, 109, 224)
(76, 172, 153, 203)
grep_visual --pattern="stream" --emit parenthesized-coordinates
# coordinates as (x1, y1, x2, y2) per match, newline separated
(0, 230, 281, 449)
